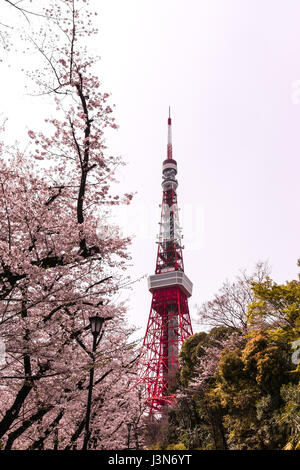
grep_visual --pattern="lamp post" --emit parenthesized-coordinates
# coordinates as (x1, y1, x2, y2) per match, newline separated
(82, 315, 109, 450)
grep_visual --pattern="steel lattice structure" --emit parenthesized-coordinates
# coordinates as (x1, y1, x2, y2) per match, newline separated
(140, 110, 193, 414)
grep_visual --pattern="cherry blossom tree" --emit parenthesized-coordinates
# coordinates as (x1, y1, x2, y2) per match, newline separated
(187, 332, 245, 394)
(0, 0, 141, 449)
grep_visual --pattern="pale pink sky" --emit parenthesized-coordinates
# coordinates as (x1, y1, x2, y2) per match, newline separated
(1, 0, 300, 337)
(98, 0, 300, 335)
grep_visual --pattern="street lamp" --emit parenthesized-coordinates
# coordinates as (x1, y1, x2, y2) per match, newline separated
(90, 316, 104, 337)
(82, 314, 111, 450)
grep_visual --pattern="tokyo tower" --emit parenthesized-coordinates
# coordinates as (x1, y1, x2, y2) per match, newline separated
(140, 109, 193, 414)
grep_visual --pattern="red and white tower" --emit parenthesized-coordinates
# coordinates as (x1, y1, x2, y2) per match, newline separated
(141, 109, 193, 414)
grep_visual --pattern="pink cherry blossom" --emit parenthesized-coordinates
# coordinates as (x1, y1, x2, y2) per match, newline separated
(0, 0, 139, 450)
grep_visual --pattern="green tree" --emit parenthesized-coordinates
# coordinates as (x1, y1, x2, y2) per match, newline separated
(215, 331, 294, 449)
(214, 265, 300, 449)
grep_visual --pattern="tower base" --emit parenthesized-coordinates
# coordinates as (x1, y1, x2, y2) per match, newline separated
(141, 286, 193, 414)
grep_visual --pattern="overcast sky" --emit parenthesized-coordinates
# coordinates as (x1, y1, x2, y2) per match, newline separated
(1, 0, 300, 338)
